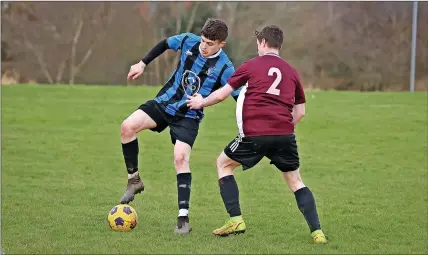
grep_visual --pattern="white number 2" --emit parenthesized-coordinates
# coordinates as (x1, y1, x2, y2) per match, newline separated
(266, 67, 282, 96)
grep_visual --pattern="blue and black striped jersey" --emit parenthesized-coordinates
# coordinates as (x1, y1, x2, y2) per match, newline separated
(154, 33, 240, 121)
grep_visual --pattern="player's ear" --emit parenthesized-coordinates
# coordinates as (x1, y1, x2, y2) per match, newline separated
(218, 41, 226, 48)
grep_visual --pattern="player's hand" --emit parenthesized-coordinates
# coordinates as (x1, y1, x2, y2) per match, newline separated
(127, 61, 146, 80)
(186, 93, 204, 110)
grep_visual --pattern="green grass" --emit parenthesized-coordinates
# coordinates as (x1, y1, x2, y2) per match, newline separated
(1, 84, 427, 254)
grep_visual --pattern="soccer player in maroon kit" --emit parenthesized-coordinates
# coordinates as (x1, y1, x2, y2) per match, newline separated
(186, 25, 327, 244)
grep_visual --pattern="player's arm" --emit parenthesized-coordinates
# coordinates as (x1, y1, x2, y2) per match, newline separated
(292, 71, 307, 125)
(292, 104, 305, 125)
(141, 39, 169, 65)
(200, 84, 235, 108)
(186, 62, 250, 109)
(127, 39, 169, 80)
(127, 33, 189, 80)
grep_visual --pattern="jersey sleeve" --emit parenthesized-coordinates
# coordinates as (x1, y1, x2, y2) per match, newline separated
(294, 71, 306, 105)
(220, 65, 241, 100)
(167, 33, 191, 52)
(227, 61, 250, 90)
(221, 65, 235, 87)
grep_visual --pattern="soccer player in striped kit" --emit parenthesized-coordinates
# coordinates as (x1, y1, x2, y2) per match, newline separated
(121, 18, 240, 234)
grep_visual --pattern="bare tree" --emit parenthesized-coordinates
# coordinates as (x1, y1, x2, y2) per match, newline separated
(2, 2, 115, 84)
(68, 3, 115, 84)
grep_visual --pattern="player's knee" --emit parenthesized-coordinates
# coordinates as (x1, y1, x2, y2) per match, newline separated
(120, 121, 135, 138)
(216, 156, 227, 171)
(216, 156, 236, 178)
(174, 152, 189, 169)
(283, 170, 305, 192)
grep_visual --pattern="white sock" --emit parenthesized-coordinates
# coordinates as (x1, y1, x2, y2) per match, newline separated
(178, 209, 189, 217)
(128, 171, 139, 179)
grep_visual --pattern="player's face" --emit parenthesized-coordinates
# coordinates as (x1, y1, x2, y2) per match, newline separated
(200, 36, 226, 57)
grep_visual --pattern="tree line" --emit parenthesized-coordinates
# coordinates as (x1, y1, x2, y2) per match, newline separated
(1, 1, 427, 91)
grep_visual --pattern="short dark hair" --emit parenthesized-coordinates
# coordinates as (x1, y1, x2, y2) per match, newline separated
(255, 25, 283, 49)
(201, 18, 228, 42)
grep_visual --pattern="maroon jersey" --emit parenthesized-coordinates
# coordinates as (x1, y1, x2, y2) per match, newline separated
(227, 53, 306, 137)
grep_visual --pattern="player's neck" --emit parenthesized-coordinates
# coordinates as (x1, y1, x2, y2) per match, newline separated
(264, 49, 280, 57)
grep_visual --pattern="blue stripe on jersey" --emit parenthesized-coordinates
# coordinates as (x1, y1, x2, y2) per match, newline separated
(154, 70, 181, 103)
(153, 33, 191, 104)
(154, 65, 184, 103)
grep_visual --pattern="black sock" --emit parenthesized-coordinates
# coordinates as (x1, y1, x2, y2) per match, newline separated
(121, 138, 139, 174)
(219, 175, 241, 217)
(294, 187, 321, 233)
(177, 173, 192, 215)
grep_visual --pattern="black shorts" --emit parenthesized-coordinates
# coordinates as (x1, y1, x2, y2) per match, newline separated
(138, 100, 199, 147)
(224, 134, 300, 172)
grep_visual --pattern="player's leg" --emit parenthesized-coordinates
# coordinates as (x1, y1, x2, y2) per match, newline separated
(168, 117, 199, 234)
(173, 140, 193, 234)
(212, 136, 264, 237)
(119, 101, 168, 204)
(268, 134, 327, 244)
(212, 151, 246, 236)
(283, 169, 327, 244)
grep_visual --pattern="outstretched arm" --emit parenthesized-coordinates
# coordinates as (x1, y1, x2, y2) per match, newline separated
(186, 61, 251, 110)
(141, 39, 169, 65)
(127, 39, 169, 80)
(127, 33, 190, 80)
(186, 84, 234, 110)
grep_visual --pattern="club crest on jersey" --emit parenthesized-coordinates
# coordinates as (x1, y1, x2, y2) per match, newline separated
(186, 50, 193, 56)
(206, 66, 216, 77)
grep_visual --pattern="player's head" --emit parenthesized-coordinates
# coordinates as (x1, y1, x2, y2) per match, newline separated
(255, 25, 283, 56)
(200, 18, 228, 57)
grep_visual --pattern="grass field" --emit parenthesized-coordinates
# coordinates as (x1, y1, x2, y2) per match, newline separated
(1, 85, 427, 254)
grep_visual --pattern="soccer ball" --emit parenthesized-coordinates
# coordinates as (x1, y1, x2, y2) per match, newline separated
(107, 204, 138, 231)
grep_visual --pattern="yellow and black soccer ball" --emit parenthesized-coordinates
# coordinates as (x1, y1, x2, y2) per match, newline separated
(107, 204, 138, 231)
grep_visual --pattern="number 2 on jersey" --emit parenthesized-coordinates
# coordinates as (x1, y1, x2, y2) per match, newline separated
(266, 67, 282, 96)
